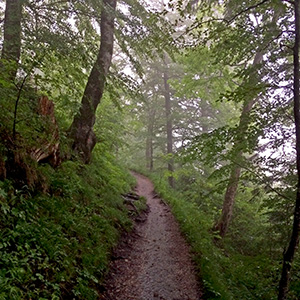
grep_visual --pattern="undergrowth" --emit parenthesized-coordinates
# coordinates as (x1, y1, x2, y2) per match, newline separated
(150, 174, 283, 300)
(0, 144, 135, 300)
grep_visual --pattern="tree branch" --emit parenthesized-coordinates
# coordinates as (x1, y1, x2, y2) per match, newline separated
(231, 159, 293, 202)
(226, 0, 271, 24)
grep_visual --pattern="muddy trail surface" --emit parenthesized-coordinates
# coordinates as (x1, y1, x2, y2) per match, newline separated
(101, 172, 202, 300)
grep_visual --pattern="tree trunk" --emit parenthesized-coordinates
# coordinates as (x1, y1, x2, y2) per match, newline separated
(30, 96, 60, 167)
(145, 135, 154, 171)
(146, 108, 155, 171)
(214, 5, 282, 239)
(68, 0, 116, 163)
(215, 159, 241, 238)
(278, 1, 300, 298)
(214, 95, 258, 237)
(163, 68, 174, 188)
(1, 0, 23, 81)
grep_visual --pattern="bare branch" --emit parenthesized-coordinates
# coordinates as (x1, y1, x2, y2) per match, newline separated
(226, 0, 271, 24)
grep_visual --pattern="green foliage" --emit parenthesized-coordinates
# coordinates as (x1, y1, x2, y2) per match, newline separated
(150, 173, 234, 299)
(0, 0, 299, 299)
(149, 172, 300, 300)
(0, 146, 134, 299)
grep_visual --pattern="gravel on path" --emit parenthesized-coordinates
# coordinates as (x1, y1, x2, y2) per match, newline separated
(101, 172, 202, 300)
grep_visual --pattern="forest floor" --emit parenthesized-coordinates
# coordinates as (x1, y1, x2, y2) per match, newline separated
(100, 172, 202, 300)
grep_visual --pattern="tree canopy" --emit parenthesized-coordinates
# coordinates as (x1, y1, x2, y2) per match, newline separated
(0, 0, 300, 299)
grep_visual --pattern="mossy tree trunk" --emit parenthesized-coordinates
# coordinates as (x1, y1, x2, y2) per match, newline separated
(68, 0, 117, 163)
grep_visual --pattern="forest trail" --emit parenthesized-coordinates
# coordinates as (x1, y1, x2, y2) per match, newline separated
(101, 172, 202, 300)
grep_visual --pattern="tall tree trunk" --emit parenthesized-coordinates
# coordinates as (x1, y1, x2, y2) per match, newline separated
(215, 157, 241, 238)
(1, 0, 23, 81)
(278, 1, 300, 298)
(214, 95, 258, 237)
(213, 6, 281, 238)
(145, 134, 154, 171)
(68, 0, 116, 163)
(146, 108, 155, 171)
(163, 69, 174, 188)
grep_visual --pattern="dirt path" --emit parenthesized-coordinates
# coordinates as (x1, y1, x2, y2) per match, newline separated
(101, 172, 202, 300)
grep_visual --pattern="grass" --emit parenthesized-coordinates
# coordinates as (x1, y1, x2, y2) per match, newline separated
(150, 174, 283, 300)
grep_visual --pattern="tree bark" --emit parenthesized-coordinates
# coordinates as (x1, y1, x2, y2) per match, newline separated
(278, 1, 300, 298)
(68, 0, 116, 163)
(213, 5, 282, 238)
(1, 0, 23, 81)
(146, 108, 155, 171)
(214, 95, 258, 237)
(163, 68, 174, 188)
(215, 158, 242, 238)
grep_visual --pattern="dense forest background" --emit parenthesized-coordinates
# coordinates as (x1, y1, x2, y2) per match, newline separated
(0, 0, 300, 299)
